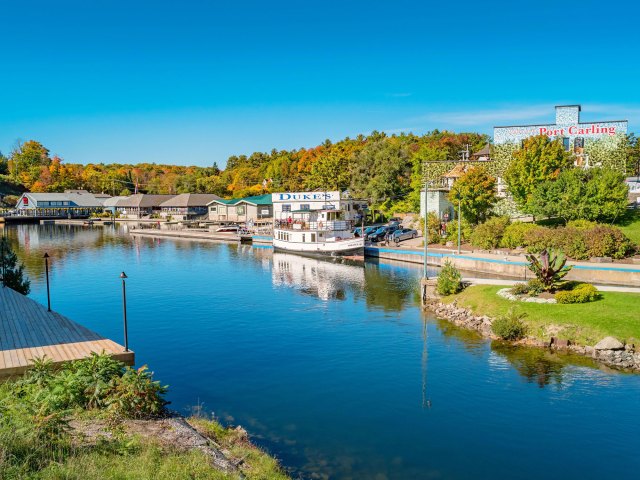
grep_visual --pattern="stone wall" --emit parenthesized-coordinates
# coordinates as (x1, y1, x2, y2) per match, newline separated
(427, 299, 640, 372)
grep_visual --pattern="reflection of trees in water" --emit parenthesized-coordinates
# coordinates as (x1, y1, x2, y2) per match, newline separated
(360, 262, 420, 312)
(434, 318, 486, 357)
(4, 224, 135, 280)
(491, 343, 597, 388)
(492, 344, 565, 387)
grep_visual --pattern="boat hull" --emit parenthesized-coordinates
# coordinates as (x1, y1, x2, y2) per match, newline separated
(273, 237, 364, 257)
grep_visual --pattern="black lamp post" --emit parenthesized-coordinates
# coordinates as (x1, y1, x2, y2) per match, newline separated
(43, 252, 51, 311)
(120, 271, 129, 352)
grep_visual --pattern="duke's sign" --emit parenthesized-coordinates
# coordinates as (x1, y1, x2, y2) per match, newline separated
(272, 191, 340, 202)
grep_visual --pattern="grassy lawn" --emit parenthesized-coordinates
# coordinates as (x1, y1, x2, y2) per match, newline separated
(443, 285, 640, 346)
(616, 208, 640, 247)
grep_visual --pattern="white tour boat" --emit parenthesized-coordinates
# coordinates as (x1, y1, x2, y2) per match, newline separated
(272, 208, 363, 256)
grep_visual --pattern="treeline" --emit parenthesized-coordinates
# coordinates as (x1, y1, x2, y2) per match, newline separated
(1, 130, 638, 212)
(0, 131, 489, 212)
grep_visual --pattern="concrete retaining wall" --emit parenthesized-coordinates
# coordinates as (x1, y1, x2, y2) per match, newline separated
(365, 247, 640, 287)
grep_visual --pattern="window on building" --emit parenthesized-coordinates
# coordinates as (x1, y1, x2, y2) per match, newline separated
(562, 137, 570, 151)
(237, 205, 246, 215)
(574, 137, 584, 148)
(282, 204, 291, 212)
(210, 206, 217, 212)
(300, 204, 310, 211)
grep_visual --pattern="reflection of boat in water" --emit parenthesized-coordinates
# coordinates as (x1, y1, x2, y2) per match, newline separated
(272, 252, 365, 300)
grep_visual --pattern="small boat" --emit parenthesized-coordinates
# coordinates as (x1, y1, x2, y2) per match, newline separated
(216, 225, 240, 233)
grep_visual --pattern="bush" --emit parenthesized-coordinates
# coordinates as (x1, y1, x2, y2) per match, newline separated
(523, 226, 556, 253)
(500, 222, 537, 249)
(511, 283, 529, 295)
(555, 227, 589, 260)
(436, 260, 462, 295)
(526, 278, 544, 296)
(567, 219, 597, 230)
(555, 283, 599, 304)
(586, 225, 634, 259)
(492, 309, 528, 340)
(470, 216, 510, 250)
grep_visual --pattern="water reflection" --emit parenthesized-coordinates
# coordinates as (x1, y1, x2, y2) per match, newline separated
(491, 343, 599, 388)
(272, 252, 365, 301)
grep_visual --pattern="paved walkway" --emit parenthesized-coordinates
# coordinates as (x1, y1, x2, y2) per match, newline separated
(0, 286, 133, 378)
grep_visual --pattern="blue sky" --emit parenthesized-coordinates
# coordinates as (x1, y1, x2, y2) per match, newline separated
(1, 0, 639, 167)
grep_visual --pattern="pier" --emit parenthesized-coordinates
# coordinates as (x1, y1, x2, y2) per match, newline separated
(0, 286, 134, 378)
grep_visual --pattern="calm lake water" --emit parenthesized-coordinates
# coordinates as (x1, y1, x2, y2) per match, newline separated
(6, 224, 640, 479)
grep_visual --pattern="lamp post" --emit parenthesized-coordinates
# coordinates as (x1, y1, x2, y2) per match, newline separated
(43, 253, 51, 311)
(457, 197, 462, 255)
(120, 272, 129, 352)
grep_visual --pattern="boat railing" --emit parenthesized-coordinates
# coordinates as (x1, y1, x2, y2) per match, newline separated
(275, 220, 352, 231)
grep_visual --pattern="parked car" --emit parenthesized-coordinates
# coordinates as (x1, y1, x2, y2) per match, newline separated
(353, 225, 380, 237)
(392, 228, 418, 243)
(367, 225, 399, 242)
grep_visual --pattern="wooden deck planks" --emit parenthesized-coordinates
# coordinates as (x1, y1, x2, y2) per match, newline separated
(0, 286, 134, 377)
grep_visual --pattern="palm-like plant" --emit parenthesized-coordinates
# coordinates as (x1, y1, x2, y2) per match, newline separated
(525, 249, 572, 292)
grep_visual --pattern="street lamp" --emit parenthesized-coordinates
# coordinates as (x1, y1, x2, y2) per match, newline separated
(120, 272, 129, 352)
(43, 253, 51, 311)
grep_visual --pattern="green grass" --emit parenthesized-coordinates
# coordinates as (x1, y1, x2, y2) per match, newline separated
(616, 209, 640, 247)
(0, 354, 289, 480)
(443, 285, 640, 345)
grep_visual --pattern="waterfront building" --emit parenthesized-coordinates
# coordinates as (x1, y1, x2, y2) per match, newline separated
(271, 191, 367, 223)
(14, 191, 107, 218)
(207, 194, 273, 225)
(159, 193, 221, 220)
(102, 196, 126, 214)
(114, 194, 176, 219)
(494, 105, 628, 171)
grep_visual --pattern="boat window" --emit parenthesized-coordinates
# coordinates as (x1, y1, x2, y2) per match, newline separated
(302, 234, 305, 242)
(311, 233, 316, 242)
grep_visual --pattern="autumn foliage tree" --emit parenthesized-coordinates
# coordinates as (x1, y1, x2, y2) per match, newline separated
(448, 166, 497, 224)
(504, 135, 573, 209)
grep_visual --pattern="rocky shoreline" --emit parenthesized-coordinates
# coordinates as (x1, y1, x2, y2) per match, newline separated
(427, 300, 640, 372)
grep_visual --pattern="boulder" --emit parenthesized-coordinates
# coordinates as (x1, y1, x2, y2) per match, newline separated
(594, 336, 625, 351)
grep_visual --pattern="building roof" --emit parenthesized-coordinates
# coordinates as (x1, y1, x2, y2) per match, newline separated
(115, 194, 176, 208)
(102, 196, 126, 207)
(19, 192, 105, 207)
(471, 143, 491, 158)
(207, 193, 272, 206)
(159, 193, 221, 208)
(443, 164, 468, 178)
(235, 194, 272, 206)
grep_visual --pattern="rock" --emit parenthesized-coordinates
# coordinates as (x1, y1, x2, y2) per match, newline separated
(594, 336, 625, 351)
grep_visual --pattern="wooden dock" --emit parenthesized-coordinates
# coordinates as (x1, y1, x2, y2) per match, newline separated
(0, 286, 134, 378)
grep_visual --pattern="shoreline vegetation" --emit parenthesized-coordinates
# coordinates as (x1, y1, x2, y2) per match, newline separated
(0, 354, 289, 479)
(428, 284, 640, 371)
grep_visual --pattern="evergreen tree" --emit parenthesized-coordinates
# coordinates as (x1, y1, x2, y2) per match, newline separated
(0, 237, 30, 295)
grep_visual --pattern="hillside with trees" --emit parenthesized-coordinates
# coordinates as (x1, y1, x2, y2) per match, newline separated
(0, 132, 489, 213)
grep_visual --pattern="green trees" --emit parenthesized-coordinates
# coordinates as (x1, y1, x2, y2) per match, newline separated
(505, 135, 573, 209)
(0, 237, 30, 295)
(448, 167, 497, 224)
(526, 168, 629, 223)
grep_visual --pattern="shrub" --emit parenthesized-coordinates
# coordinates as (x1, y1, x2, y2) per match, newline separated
(555, 283, 599, 304)
(492, 309, 528, 340)
(523, 226, 556, 253)
(106, 366, 169, 419)
(567, 219, 597, 230)
(500, 222, 537, 249)
(470, 216, 510, 250)
(585, 225, 634, 259)
(436, 260, 462, 295)
(511, 283, 529, 295)
(555, 227, 589, 260)
(526, 278, 544, 296)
